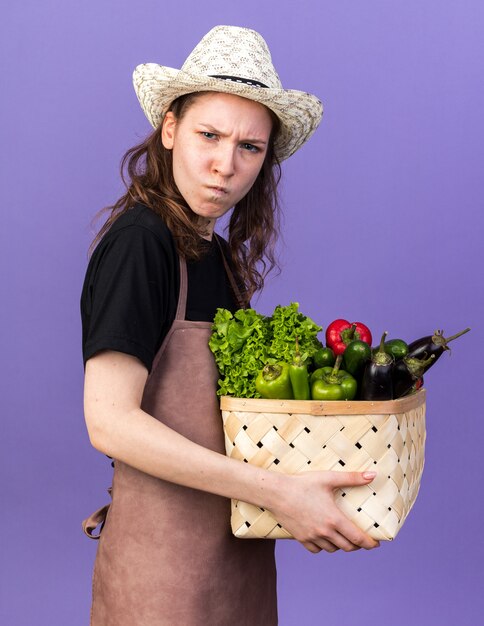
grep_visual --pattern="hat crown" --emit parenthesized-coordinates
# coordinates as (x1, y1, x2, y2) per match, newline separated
(180, 26, 282, 90)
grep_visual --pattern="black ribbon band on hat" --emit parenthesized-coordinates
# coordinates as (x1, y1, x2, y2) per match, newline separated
(209, 75, 268, 88)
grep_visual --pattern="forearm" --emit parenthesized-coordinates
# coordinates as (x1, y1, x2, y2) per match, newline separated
(87, 402, 284, 511)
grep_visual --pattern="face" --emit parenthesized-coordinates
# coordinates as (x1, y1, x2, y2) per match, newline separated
(161, 92, 273, 236)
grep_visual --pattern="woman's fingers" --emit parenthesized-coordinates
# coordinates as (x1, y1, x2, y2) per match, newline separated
(302, 536, 361, 554)
(302, 540, 339, 554)
(325, 531, 362, 552)
(316, 539, 340, 553)
(302, 541, 322, 553)
(325, 470, 377, 490)
(328, 512, 380, 550)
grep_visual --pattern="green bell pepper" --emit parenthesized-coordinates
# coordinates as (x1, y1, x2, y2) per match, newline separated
(343, 339, 371, 378)
(313, 346, 336, 369)
(311, 355, 357, 401)
(383, 338, 409, 360)
(372, 338, 409, 361)
(255, 362, 294, 399)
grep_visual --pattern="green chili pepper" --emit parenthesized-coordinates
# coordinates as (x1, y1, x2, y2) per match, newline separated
(343, 340, 372, 379)
(311, 355, 357, 401)
(255, 362, 294, 399)
(288, 337, 311, 400)
(313, 346, 336, 369)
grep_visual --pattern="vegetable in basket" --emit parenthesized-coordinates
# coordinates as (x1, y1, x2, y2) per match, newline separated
(326, 319, 372, 355)
(360, 331, 394, 400)
(311, 355, 357, 400)
(313, 345, 336, 369)
(392, 354, 435, 399)
(209, 303, 321, 398)
(342, 339, 372, 379)
(256, 363, 294, 399)
(209, 308, 270, 398)
(288, 337, 311, 400)
(268, 303, 322, 365)
(381, 338, 409, 361)
(406, 327, 471, 372)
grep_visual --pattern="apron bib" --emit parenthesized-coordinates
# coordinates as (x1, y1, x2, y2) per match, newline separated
(83, 243, 277, 625)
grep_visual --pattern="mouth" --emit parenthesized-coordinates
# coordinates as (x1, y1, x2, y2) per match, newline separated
(207, 185, 229, 196)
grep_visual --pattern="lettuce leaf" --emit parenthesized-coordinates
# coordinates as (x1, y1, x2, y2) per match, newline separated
(268, 302, 322, 364)
(209, 307, 272, 397)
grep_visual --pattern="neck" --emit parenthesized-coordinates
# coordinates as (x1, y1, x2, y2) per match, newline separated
(198, 217, 216, 241)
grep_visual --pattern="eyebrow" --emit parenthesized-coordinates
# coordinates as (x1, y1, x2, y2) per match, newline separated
(199, 123, 268, 145)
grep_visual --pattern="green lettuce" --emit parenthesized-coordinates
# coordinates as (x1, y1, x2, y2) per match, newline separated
(209, 302, 322, 398)
(209, 307, 273, 398)
(268, 302, 322, 365)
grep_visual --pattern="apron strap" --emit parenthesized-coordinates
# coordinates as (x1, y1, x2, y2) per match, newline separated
(82, 504, 110, 539)
(175, 256, 189, 320)
(82, 488, 112, 540)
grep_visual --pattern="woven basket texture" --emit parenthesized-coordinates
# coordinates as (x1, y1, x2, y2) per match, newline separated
(221, 391, 426, 541)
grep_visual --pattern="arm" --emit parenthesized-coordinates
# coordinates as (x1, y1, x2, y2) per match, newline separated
(84, 350, 380, 553)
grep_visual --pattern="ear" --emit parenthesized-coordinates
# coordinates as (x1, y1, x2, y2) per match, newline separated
(161, 111, 177, 149)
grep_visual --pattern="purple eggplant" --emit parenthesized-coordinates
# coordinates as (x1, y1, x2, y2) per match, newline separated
(407, 327, 471, 373)
(360, 331, 394, 401)
(392, 354, 435, 399)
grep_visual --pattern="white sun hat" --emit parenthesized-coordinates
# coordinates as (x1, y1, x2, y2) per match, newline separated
(132, 25, 323, 161)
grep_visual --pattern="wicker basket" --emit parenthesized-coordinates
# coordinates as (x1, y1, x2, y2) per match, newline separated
(221, 389, 426, 541)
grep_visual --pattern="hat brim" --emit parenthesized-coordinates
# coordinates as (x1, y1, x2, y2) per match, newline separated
(133, 63, 323, 161)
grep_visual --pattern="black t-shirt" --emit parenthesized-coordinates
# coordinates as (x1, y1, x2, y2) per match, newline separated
(80, 203, 239, 372)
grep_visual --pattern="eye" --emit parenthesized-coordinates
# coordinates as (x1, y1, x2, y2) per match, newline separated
(241, 143, 260, 153)
(201, 131, 217, 140)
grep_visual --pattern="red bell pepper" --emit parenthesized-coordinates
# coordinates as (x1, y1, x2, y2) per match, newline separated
(326, 319, 373, 355)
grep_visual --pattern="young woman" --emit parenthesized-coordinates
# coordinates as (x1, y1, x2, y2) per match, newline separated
(81, 26, 379, 625)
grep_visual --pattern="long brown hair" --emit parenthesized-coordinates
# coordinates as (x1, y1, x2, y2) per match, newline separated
(91, 92, 282, 301)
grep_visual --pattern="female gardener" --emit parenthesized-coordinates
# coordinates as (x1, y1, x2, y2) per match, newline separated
(81, 25, 379, 626)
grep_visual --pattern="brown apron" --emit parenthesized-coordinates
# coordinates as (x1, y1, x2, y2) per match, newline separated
(82, 243, 278, 626)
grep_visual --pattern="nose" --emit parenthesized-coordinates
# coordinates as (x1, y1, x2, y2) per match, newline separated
(212, 144, 236, 178)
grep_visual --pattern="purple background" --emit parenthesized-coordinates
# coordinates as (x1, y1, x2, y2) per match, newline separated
(2, 2, 483, 625)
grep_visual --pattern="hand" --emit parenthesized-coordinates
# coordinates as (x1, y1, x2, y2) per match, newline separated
(269, 470, 380, 554)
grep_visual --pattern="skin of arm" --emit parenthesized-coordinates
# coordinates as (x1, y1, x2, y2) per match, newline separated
(84, 350, 380, 553)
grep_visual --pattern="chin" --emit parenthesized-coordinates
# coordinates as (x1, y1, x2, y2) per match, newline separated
(197, 205, 232, 219)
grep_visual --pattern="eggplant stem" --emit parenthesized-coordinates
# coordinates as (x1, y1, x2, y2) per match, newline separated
(378, 331, 388, 353)
(444, 327, 471, 344)
(373, 331, 392, 365)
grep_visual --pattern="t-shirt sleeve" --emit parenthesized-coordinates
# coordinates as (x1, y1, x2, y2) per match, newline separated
(81, 224, 174, 371)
